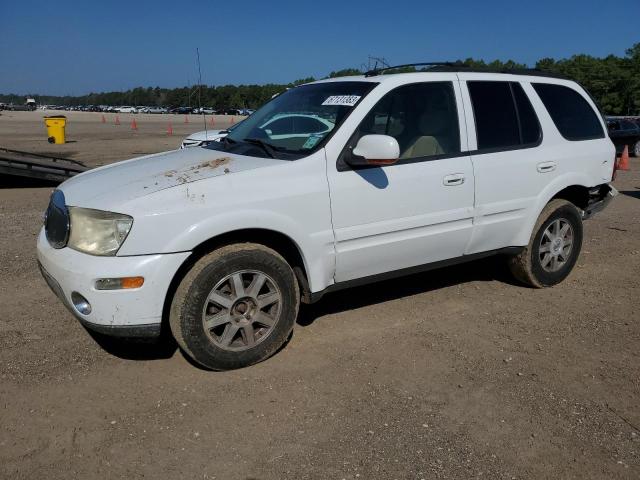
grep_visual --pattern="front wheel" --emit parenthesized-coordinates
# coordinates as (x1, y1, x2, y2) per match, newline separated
(508, 199, 583, 288)
(170, 243, 300, 370)
(633, 140, 640, 158)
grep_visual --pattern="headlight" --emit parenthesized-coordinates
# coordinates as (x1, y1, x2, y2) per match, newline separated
(67, 207, 133, 256)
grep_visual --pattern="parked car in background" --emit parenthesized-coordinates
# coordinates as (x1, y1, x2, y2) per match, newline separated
(193, 107, 219, 115)
(181, 122, 241, 148)
(218, 108, 242, 116)
(169, 106, 193, 114)
(117, 106, 137, 114)
(137, 106, 150, 114)
(259, 113, 333, 140)
(147, 106, 168, 114)
(607, 117, 640, 156)
(181, 128, 232, 148)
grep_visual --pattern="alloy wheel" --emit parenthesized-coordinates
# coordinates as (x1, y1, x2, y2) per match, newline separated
(201, 270, 282, 351)
(539, 218, 574, 273)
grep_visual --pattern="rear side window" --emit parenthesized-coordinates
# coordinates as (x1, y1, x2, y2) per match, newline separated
(512, 83, 541, 145)
(468, 81, 541, 151)
(532, 83, 604, 141)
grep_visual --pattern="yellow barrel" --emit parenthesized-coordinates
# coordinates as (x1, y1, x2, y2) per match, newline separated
(44, 116, 67, 144)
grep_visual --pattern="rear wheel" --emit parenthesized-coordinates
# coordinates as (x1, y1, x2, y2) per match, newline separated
(170, 243, 299, 370)
(508, 199, 583, 288)
(632, 140, 640, 158)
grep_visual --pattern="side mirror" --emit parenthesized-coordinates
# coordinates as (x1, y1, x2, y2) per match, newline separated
(347, 135, 400, 167)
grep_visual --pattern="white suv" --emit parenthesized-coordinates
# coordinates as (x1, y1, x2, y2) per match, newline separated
(38, 66, 617, 370)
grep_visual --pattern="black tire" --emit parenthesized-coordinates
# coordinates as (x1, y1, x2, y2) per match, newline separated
(169, 243, 299, 370)
(508, 199, 583, 288)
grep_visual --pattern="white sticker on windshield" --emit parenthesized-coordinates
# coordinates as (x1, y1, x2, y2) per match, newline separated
(322, 95, 361, 106)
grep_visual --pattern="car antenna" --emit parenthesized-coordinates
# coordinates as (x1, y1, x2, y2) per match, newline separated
(196, 47, 207, 138)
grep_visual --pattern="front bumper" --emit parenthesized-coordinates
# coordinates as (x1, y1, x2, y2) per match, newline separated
(37, 228, 190, 338)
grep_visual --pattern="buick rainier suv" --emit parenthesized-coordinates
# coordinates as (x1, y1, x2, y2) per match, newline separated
(38, 65, 617, 370)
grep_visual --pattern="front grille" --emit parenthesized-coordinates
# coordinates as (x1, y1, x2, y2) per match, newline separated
(44, 190, 69, 249)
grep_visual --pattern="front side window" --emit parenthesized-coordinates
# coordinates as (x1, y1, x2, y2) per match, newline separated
(354, 82, 461, 160)
(209, 81, 376, 159)
(532, 83, 604, 141)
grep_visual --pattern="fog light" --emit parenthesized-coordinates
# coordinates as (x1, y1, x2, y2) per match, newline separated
(71, 291, 92, 315)
(95, 276, 144, 290)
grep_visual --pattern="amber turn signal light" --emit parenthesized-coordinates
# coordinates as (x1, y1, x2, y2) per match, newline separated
(95, 276, 144, 290)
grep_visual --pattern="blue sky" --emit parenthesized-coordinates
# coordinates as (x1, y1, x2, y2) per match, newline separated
(1, 0, 638, 95)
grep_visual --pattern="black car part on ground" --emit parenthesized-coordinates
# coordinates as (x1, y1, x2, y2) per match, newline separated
(0, 147, 88, 183)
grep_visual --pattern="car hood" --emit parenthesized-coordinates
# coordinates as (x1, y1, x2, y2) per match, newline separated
(59, 147, 287, 210)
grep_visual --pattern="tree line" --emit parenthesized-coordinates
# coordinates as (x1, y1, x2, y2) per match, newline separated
(1, 43, 638, 115)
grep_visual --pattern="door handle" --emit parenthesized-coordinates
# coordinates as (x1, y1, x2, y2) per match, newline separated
(443, 173, 465, 186)
(537, 161, 557, 173)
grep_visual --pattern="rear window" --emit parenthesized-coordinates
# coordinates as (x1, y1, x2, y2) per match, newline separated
(468, 81, 541, 151)
(532, 83, 604, 141)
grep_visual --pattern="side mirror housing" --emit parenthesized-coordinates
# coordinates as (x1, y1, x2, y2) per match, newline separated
(347, 134, 400, 167)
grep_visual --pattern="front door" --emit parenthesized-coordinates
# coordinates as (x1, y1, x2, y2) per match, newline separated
(326, 79, 475, 283)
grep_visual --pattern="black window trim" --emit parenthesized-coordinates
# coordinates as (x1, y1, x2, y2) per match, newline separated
(532, 82, 605, 142)
(467, 80, 543, 156)
(337, 80, 464, 171)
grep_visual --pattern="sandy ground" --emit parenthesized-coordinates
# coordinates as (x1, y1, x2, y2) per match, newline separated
(0, 109, 239, 167)
(0, 110, 638, 479)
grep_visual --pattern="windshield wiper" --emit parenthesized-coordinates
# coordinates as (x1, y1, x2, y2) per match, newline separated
(219, 136, 237, 149)
(243, 138, 278, 158)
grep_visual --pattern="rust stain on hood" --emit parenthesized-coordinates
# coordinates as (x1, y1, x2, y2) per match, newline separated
(162, 156, 232, 179)
(192, 157, 231, 171)
(160, 157, 231, 185)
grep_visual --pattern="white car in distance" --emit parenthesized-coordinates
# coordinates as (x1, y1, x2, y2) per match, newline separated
(181, 127, 234, 148)
(117, 106, 137, 114)
(38, 67, 618, 371)
(181, 114, 332, 148)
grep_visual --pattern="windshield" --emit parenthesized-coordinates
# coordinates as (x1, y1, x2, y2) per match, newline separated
(206, 81, 376, 159)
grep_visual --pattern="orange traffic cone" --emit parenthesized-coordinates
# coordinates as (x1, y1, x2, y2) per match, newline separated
(184, 115, 189, 124)
(167, 123, 173, 136)
(131, 118, 138, 130)
(115, 115, 120, 125)
(209, 116, 215, 127)
(618, 145, 630, 171)
(101, 114, 106, 123)
(230, 116, 235, 125)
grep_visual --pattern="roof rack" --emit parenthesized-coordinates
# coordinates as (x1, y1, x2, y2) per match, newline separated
(364, 62, 569, 80)
(364, 62, 457, 77)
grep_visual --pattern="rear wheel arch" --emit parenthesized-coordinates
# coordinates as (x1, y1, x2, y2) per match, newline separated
(550, 184, 591, 211)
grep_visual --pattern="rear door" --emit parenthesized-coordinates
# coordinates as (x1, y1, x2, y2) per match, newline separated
(458, 75, 550, 254)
